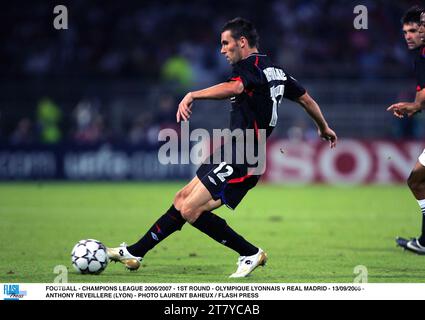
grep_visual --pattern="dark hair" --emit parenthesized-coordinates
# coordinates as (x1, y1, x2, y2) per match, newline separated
(221, 17, 259, 48)
(401, 6, 424, 25)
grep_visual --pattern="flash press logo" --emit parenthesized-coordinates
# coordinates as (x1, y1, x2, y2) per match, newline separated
(3, 284, 27, 300)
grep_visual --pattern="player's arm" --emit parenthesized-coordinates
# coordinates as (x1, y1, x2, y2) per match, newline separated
(296, 92, 337, 148)
(387, 89, 425, 118)
(176, 81, 244, 122)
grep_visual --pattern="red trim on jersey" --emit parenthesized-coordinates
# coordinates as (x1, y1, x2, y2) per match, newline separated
(230, 76, 243, 82)
(255, 56, 259, 67)
(422, 47, 425, 57)
(228, 174, 253, 184)
(418, 85, 423, 92)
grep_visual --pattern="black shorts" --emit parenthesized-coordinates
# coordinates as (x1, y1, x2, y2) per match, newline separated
(196, 161, 260, 210)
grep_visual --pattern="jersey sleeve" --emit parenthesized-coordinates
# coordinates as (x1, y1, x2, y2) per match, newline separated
(416, 49, 425, 92)
(283, 75, 306, 101)
(229, 60, 263, 89)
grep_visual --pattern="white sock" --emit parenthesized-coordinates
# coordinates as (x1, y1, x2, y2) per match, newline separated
(418, 200, 425, 246)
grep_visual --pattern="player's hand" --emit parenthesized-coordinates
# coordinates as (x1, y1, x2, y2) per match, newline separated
(176, 93, 194, 122)
(387, 102, 421, 118)
(319, 127, 337, 149)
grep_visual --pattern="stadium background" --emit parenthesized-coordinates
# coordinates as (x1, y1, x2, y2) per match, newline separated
(1, 0, 424, 184)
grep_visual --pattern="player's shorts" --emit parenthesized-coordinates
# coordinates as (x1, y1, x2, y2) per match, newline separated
(196, 134, 264, 209)
(196, 161, 260, 210)
(419, 149, 425, 167)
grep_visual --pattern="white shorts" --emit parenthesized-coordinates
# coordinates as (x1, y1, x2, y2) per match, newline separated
(419, 149, 425, 167)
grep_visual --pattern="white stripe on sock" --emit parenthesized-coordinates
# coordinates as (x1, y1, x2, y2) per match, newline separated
(418, 199, 425, 214)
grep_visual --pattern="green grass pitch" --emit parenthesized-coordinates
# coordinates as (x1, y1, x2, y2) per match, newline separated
(0, 182, 424, 283)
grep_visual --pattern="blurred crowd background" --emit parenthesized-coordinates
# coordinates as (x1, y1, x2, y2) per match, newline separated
(1, 0, 425, 147)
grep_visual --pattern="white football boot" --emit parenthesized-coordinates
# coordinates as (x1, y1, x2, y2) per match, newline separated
(107, 243, 142, 271)
(229, 248, 268, 278)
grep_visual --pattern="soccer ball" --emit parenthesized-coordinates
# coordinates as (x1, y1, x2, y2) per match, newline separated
(71, 239, 109, 274)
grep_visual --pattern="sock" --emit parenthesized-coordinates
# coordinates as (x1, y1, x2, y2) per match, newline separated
(192, 211, 258, 256)
(127, 205, 186, 257)
(418, 200, 425, 246)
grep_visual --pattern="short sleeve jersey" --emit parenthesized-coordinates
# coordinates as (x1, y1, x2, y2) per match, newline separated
(228, 53, 306, 138)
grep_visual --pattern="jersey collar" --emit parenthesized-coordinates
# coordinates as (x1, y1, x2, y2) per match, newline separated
(247, 53, 267, 58)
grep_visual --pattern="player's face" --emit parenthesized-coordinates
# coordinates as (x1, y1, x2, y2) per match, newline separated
(420, 13, 425, 43)
(403, 23, 423, 50)
(220, 30, 243, 65)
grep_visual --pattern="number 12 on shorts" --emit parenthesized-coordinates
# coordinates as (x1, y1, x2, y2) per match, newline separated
(213, 162, 234, 182)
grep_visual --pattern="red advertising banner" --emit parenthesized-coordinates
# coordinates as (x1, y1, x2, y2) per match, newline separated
(264, 140, 425, 184)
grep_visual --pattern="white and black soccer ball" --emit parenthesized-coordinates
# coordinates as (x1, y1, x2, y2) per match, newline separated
(71, 239, 109, 274)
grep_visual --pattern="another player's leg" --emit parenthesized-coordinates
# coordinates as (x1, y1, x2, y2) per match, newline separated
(180, 181, 267, 278)
(396, 158, 425, 254)
(107, 177, 199, 270)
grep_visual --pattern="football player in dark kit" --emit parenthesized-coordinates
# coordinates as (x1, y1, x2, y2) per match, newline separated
(108, 18, 337, 277)
(388, 7, 425, 254)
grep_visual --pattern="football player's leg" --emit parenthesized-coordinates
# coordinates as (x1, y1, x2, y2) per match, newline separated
(180, 181, 259, 258)
(174, 177, 203, 211)
(179, 180, 220, 223)
(407, 161, 425, 247)
(113, 177, 200, 266)
(407, 161, 425, 200)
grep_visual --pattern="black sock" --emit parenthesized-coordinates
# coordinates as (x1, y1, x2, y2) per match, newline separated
(192, 211, 258, 256)
(127, 205, 186, 257)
